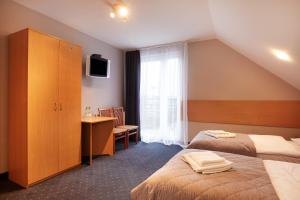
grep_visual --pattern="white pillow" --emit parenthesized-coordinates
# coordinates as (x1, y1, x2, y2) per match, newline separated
(263, 160, 300, 200)
(249, 134, 300, 157)
(291, 138, 300, 145)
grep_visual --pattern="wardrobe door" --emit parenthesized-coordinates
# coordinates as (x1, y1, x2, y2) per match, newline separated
(58, 40, 82, 170)
(27, 30, 60, 184)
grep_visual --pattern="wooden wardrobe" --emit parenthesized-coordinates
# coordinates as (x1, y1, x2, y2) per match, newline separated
(8, 28, 82, 187)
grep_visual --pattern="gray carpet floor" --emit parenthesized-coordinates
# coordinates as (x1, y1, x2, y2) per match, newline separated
(0, 142, 182, 200)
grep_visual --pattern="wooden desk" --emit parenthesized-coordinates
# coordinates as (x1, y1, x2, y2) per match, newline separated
(81, 116, 116, 165)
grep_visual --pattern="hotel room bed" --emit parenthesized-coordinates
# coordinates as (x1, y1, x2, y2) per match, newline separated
(187, 131, 300, 162)
(131, 149, 300, 200)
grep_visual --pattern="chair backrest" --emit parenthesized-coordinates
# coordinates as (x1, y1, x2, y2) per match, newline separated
(98, 108, 113, 117)
(112, 107, 125, 127)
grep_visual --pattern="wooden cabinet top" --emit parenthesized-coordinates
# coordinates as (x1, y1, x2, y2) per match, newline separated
(10, 28, 82, 49)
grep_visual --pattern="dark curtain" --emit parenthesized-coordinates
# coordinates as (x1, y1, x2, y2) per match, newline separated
(125, 50, 141, 140)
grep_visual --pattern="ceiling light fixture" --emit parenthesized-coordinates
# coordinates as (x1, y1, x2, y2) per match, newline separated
(271, 49, 292, 62)
(109, 0, 129, 21)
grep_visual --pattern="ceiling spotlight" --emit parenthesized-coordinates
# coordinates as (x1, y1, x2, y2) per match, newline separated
(109, 0, 129, 21)
(118, 6, 128, 18)
(271, 49, 292, 62)
(110, 12, 116, 18)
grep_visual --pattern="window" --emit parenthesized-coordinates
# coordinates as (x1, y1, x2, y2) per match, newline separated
(140, 43, 188, 145)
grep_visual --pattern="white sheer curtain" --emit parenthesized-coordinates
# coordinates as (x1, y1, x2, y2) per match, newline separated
(140, 43, 188, 146)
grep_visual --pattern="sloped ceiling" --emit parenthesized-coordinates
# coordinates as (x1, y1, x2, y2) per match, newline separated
(12, 0, 300, 90)
(209, 0, 300, 91)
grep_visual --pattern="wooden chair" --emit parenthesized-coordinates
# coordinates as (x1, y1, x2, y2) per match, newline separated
(112, 107, 139, 145)
(98, 108, 128, 152)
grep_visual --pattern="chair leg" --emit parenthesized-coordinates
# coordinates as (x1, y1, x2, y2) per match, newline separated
(126, 131, 129, 149)
(123, 133, 127, 150)
(135, 130, 138, 144)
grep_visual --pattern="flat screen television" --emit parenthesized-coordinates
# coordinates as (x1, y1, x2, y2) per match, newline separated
(86, 54, 110, 78)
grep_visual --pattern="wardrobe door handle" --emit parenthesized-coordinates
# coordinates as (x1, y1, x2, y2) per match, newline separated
(54, 103, 57, 111)
(59, 103, 62, 111)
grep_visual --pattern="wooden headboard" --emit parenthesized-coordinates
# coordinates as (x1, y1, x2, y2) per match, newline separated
(188, 100, 300, 129)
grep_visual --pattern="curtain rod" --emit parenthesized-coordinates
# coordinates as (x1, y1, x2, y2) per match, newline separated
(139, 41, 187, 51)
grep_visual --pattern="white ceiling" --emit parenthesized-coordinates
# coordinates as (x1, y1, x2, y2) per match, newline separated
(13, 0, 215, 49)
(13, 0, 300, 90)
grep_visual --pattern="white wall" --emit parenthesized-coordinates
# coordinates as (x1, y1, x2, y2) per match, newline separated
(188, 40, 300, 140)
(0, 0, 124, 173)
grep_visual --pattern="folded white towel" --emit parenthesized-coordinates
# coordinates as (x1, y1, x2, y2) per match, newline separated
(202, 164, 233, 174)
(206, 130, 227, 133)
(204, 130, 236, 138)
(183, 151, 225, 167)
(182, 151, 233, 174)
